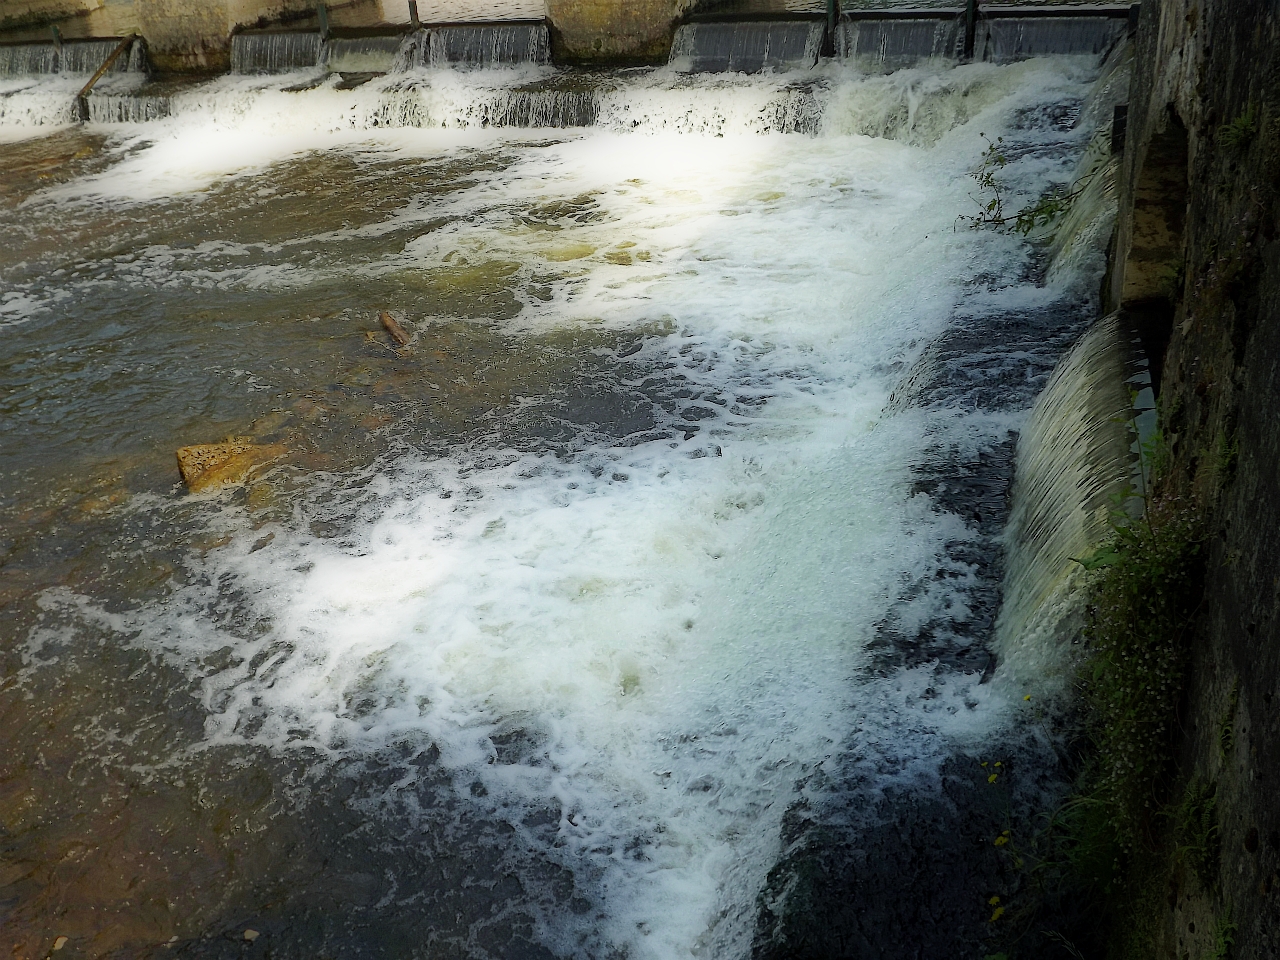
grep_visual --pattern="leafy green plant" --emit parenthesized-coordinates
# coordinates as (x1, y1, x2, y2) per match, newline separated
(1215, 430, 1239, 482)
(1085, 498, 1203, 851)
(958, 133, 1101, 236)
(1208, 908, 1237, 960)
(1043, 931, 1086, 960)
(998, 400, 1208, 959)
(1168, 777, 1219, 888)
(1218, 104, 1257, 151)
(962, 134, 1010, 229)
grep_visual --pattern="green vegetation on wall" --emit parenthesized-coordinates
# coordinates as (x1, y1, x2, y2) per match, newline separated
(988, 429, 1216, 959)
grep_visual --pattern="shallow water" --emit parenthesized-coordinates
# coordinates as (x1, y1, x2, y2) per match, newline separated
(0, 57, 1112, 959)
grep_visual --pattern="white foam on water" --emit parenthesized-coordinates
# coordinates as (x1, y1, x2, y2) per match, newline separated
(0, 288, 69, 327)
(22, 56, 1108, 958)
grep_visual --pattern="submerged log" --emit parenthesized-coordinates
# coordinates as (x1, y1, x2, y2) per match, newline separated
(379, 311, 411, 346)
(176, 437, 286, 492)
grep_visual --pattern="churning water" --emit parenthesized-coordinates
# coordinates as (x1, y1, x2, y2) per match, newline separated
(0, 52, 1121, 959)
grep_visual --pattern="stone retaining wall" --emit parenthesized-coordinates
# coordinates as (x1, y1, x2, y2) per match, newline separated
(1111, 0, 1280, 955)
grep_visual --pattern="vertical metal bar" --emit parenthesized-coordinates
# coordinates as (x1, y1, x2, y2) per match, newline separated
(316, 2, 330, 40)
(825, 0, 837, 58)
(408, 0, 420, 30)
(1112, 104, 1129, 154)
(963, 0, 979, 61)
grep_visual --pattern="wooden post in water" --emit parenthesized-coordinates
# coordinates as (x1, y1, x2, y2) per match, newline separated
(963, 0, 979, 61)
(73, 34, 136, 122)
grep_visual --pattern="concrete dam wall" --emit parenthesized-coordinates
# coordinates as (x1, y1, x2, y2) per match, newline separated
(0, 0, 1137, 73)
(0, 0, 694, 71)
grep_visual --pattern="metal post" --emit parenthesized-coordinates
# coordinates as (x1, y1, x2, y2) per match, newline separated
(408, 0, 420, 30)
(316, 2, 330, 40)
(963, 0, 979, 61)
(824, 0, 838, 58)
(1112, 104, 1129, 154)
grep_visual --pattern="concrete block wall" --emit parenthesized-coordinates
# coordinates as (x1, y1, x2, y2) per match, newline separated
(545, 0, 690, 63)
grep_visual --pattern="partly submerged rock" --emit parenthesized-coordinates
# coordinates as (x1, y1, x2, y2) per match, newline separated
(176, 438, 285, 493)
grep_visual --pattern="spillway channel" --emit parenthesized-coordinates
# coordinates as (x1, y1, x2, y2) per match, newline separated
(0, 47, 1125, 959)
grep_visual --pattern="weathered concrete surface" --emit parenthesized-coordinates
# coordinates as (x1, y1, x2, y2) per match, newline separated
(544, 0, 690, 63)
(0, 0, 138, 40)
(142, 0, 394, 72)
(0, 0, 707, 69)
(0, 0, 400, 72)
(1111, 0, 1280, 955)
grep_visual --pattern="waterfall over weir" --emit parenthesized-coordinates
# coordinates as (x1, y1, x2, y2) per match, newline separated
(837, 17, 962, 69)
(669, 11, 1129, 74)
(0, 38, 148, 76)
(669, 21, 825, 73)
(231, 23, 550, 75)
(995, 313, 1149, 686)
(230, 32, 325, 74)
(978, 15, 1128, 62)
(426, 23, 551, 66)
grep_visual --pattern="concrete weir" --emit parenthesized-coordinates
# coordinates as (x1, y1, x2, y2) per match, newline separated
(0, 1, 1139, 74)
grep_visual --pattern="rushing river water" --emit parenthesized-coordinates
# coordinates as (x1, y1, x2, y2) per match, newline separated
(0, 52, 1119, 959)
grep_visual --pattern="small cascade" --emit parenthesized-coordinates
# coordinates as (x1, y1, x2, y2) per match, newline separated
(84, 91, 171, 123)
(230, 32, 324, 74)
(0, 38, 147, 76)
(1044, 40, 1132, 280)
(323, 36, 402, 73)
(466, 89, 597, 127)
(426, 23, 551, 66)
(391, 30, 428, 72)
(978, 16, 1127, 63)
(0, 42, 59, 75)
(1076, 37, 1133, 131)
(372, 84, 598, 128)
(668, 21, 824, 73)
(995, 312, 1146, 687)
(365, 80, 821, 133)
(1045, 151, 1118, 283)
(836, 17, 962, 69)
